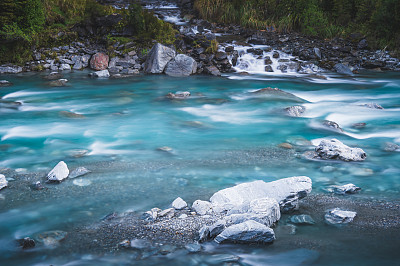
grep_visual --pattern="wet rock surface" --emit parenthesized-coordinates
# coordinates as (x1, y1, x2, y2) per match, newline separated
(313, 139, 367, 162)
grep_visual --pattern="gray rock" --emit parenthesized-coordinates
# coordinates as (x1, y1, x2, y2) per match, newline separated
(329, 183, 361, 195)
(144, 43, 176, 74)
(210, 176, 312, 213)
(130, 239, 152, 250)
(0, 66, 23, 74)
(158, 208, 175, 219)
(334, 63, 354, 75)
(322, 120, 343, 132)
(68, 167, 91, 179)
(315, 139, 366, 162)
(165, 54, 197, 77)
(49, 79, 68, 87)
(214, 220, 275, 244)
(47, 161, 69, 182)
(89, 70, 110, 78)
(166, 91, 191, 99)
(363, 103, 384, 109)
(288, 214, 315, 225)
(265, 65, 274, 72)
(172, 197, 187, 210)
(205, 65, 221, 76)
(59, 64, 71, 71)
(285, 106, 305, 117)
(43, 72, 62, 80)
(199, 220, 226, 241)
(17, 237, 35, 249)
(73, 60, 84, 70)
(0, 174, 8, 190)
(251, 87, 305, 102)
(314, 47, 322, 59)
(192, 200, 213, 215)
(325, 208, 356, 225)
(383, 142, 400, 152)
(0, 80, 13, 87)
(36, 230, 67, 247)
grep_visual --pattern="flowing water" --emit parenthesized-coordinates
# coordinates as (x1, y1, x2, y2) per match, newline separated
(0, 69, 400, 265)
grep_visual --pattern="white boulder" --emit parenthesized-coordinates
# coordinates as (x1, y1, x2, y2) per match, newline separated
(172, 197, 187, 210)
(214, 220, 275, 244)
(47, 161, 69, 182)
(315, 139, 366, 161)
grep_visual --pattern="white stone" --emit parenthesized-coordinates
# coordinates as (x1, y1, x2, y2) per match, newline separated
(315, 139, 366, 162)
(91, 70, 110, 78)
(325, 208, 357, 224)
(210, 176, 312, 213)
(47, 161, 69, 182)
(0, 174, 8, 190)
(172, 197, 187, 210)
(214, 220, 275, 244)
(144, 43, 176, 74)
(59, 64, 71, 71)
(192, 200, 213, 215)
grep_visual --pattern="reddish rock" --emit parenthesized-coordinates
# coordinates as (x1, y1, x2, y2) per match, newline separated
(90, 53, 109, 70)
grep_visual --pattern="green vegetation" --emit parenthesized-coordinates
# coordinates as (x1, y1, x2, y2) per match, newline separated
(0, 0, 177, 64)
(194, 0, 400, 50)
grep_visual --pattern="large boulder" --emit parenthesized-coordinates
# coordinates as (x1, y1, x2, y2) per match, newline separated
(0, 66, 23, 74)
(90, 52, 109, 70)
(315, 139, 366, 162)
(334, 63, 354, 76)
(210, 176, 312, 213)
(165, 54, 197, 77)
(47, 161, 69, 182)
(214, 220, 275, 244)
(144, 43, 176, 74)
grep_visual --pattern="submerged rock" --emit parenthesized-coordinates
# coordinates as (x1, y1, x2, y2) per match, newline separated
(315, 139, 366, 162)
(251, 87, 305, 102)
(382, 142, 400, 152)
(185, 243, 202, 253)
(69, 167, 91, 179)
(49, 79, 68, 87)
(47, 161, 69, 182)
(322, 120, 343, 132)
(288, 214, 315, 225)
(214, 220, 275, 244)
(172, 197, 187, 210)
(0, 174, 8, 190)
(36, 230, 67, 247)
(363, 103, 384, 109)
(43, 72, 62, 80)
(30, 181, 46, 191)
(17, 237, 35, 249)
(166, 91, 191, 99)
(59, 111, 85, 118)
(165, 54, 197, 77)
(210, 176, 312, 213)
(0, 80, 13, 87)
(328, 183, 361, 195)
(145, 43, 176, 74)
(325, 208, 356, 225)
(73, 179, 92, 186)
(285, 106, 306, 117)
(352, 122, 367, 129)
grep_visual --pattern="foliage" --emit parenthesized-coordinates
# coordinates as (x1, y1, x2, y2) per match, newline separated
(194, 0, 400, 50)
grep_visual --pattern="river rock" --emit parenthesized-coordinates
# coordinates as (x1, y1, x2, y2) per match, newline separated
(210, 176, 312, 213)
(89, 70, 110, 78)
(288, 214, 315, 225)
(192, 200, 213, 215)
(69, 167, 91, 179)
(144, 43, 176, 74)
(0, 80, 13, 87)
(47, 161, 69, 182)
(383, 142, 400, 152)
(43, 72, 62, 80)
(159, 208, 175, 219)
(329, 183, 361, 194)
(334, 63, 354, 75)
(17, 237, 36, 249)
(172, 197, 187, 210)
(49, 79, 68, 87)
(285, 106, 306, 117)
(59, 64, 71, 71)
(36, 230, 67, 247)
(0, 174, 8, 190)
(90, 52, 109, 70)
(322, 120, 343, 132)
(214, 220, 275, 244)
(0, 66, 22, 74)
(205, 65, 221, 76)
(363, 103, 384, 109)
(165, 54, 197, 77)
(251, 87, 304, 102)
(325, 208, 356, 225)
(199, 220, 226, 241)
(185, 243, 202, 253)
(315, 139, 366, 162)
(166, 91, 190, 99)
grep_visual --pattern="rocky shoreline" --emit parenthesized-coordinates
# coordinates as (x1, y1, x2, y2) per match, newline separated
(0, 0, 399, 77)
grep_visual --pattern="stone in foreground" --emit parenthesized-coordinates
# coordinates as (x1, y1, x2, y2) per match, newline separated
(47, 161, 69, 182)
(288, 214, 315, 225)
(0, 174, 8, 190)
(210, 176, 312, 213)
(165, 54, 197, 77)
(144, 43, 176, 74)
(69, 167, 91, 179)
(172, 197, 187, 210)
(192, 200, 213, 215)
(214, 220, 275, 244)
(329, 183, 361, 195)
(90, 52, 109, 70)
(315, 139, 366, 162)
(325, 208, 357, 225)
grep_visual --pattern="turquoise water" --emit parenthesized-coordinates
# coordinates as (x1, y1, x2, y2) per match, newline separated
(0, 70, 399, 265)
